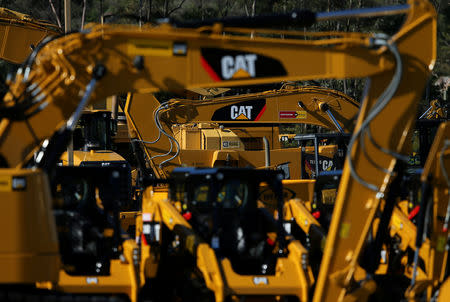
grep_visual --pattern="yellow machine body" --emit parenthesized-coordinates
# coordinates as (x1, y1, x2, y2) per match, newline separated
(0, 7, 60, 64)
(140, 175, 314, 302)
(0, 169, 59, 283)
(125, 86, 358, 178)
(0, 0, 441, 301)
(60, 150, 127, 166)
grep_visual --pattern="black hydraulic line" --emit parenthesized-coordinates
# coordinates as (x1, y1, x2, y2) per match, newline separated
(22, 34, 62, 79)
(130, 139, 154, 190)
(173, 10, 316, 28)
(314, 136, 319, 178)
(309, 224, 327, 251)
(0, 35, 62, 120)
(173, 4, 409, 29)
(273, 176, 288, 255)
(315, 4, 409, 21)
(411, 175, 432, 286)
(67, 64, 106, 131)
(34, 64, 106, 172)
(319, 102, 344, 133)
(108, 170, 125, 250)
(325, 110, 344, 133)
(34, 127, 72, 172)
(415, 178, 432, 248)
(363, 162, 405, 274)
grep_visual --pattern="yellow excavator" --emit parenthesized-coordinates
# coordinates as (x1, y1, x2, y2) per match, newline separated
(126, 78, 440, 283)
(123, 86, 357, 244)
(0, 5, 371, 300)
(0, 0, 442, 301)
(0, 7, 60, 64)
(0, 7, 134, 211)
(125, 85, 359, 180)
(136, 84, 450, 298)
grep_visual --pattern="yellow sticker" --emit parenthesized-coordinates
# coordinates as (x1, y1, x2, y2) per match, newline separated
(128, 40, 172, 56)
(279, 111, 307, 119)
(0, 175, 11, 192)
(322, 188, 337, 204)
(339, 222, 351, 239)
(391, 214, 402, 230)
(437, 235, 446, 252)
(296, 111, 307, 119)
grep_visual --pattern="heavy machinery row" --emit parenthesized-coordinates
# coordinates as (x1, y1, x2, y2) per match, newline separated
(0, 1, 448, 301)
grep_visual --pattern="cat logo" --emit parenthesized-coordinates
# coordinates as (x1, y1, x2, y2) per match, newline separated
(322, 160, 333, 171)
(221, 54, 257, 80)
(231, 105, 253, 120)
(212, 99, 266, 121)
(253, 277, 268, 285)
(201, 48, 286, 81)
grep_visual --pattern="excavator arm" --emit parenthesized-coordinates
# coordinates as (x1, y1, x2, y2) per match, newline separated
(312, 3, 436, 301)
(403, 122, 450, 300)
(160, 86, 358, 129)
(0, 1, 436, 301)
(1, 16, 385, 169)
(125, 85, 359, 178)
(0, 7, 60, 64)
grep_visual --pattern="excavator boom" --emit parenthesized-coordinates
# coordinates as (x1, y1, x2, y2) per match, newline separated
(125, 85, 359, 178)
(0, 16, 384, 168)
(0, 7, 60, 64)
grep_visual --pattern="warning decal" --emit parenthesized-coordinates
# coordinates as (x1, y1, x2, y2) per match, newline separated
(279, 111, 307, 119)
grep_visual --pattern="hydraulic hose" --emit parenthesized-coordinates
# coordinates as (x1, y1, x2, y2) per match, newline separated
(346, 34, 403, 192)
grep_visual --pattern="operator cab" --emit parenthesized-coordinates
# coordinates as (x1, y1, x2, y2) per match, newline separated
(295, 133, 350, 228)
(169, 167, 288, 275)
(295, 133, 350, 179)
(73, 110, 116, 151)
(52, 165, 129, 276)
